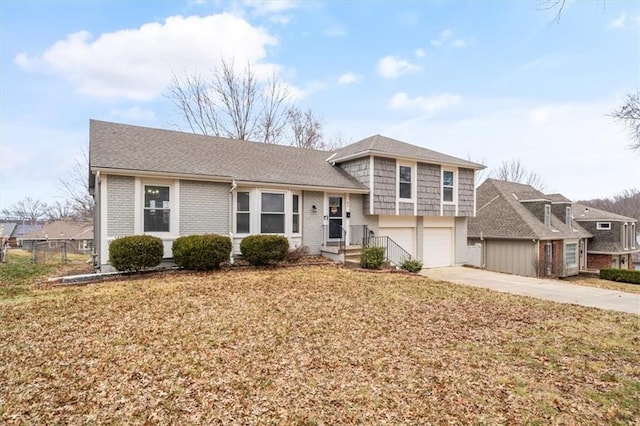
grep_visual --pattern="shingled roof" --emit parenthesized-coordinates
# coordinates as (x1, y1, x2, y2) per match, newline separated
(469, 179, 591, 240)
(89, 120, 368, 192)
(572, 204, 636, 222)
(331, 134, 484, 169)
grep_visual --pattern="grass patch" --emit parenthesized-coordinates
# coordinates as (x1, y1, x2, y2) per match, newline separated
(565, 275, 640, 295)
(0, 267, 638, 424)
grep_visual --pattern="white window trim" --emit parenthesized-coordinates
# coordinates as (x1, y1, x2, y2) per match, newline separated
(134, 178, 179, 238)
(396, 162, 416, 203)
(441, 167, 457, 205)
(596, 222, 611, 230)
(234, 189, 251, 235)
(623, 223, 628, 250)
(259, 190, 287, 235)
(544, 205, 551, 227)
(565, 206, 572, 227)
(292, 192, 302, 236)
(632, 223, 636, 249)
(565, 242, 578, 268)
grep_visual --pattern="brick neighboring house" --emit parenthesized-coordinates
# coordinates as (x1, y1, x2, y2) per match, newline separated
(89, 120, 485, 272)
(1, 223, 17, 247)
(572, 204, 638, 270)
(21, 219, 94, 253)
(468, 179, 592, 278)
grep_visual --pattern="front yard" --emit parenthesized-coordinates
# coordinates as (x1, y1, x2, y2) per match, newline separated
(1, 266, 638, 424)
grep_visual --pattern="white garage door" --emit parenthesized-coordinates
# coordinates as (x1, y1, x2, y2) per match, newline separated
(423, 227, 453, 267)
(379, 227, 416, 257)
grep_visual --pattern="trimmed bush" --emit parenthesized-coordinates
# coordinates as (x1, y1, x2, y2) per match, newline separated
(599, 268, 640, 285)
(109, 235, 164, 273)
(360, 246, 384, 269)
(172, 234, 231, 271)
(400, 258, 423, 273)
(240, 235, 289, 266)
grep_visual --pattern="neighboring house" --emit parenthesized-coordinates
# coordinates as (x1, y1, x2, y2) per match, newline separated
(14, 223, 45, 247)
(21, 219, 94, 253)
(468, 179, 592, 278)
(89, 120, 484, 272)
(572, 204, 638, 270)
(0, 223, 17, 247)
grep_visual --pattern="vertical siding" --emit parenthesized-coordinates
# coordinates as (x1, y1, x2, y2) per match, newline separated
(454, 217, 467, 265)
(179, 180, 229, 235)
(338, 157, 371, 215)
(302, 191, 324, 254)
(417, 163, 440, 216)
(373, 157, 396, 214)
(107, 175, 135, 237)
(457, 168, 475, 217)
(486, 240, 537, 277)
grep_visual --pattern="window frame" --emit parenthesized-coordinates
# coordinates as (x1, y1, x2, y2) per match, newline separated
(596, 222, 611, 230)
(136, 179, 178, 237)
(632, 223, 636, 249)
(397, 163, 414, 201)
(260, 191, 286, 234)
(565, 206, 572, 227)
(544, 205, 551, 227)
(565, 242, 578, 268)
(623, 223, 628, 249)
(235, 191, 251, 235)
(291, 193, 301, 235)
(442, 169, 455, 204)
(143, 184, 172, 233)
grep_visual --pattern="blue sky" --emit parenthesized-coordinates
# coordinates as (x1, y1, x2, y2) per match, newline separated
(1, 0, 639, 211)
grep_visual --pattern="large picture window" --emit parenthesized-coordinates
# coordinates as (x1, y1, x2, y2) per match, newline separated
(399, 166, 412, 199)
(442, 170, 454, 202)
(261, 192, 285, 234)
(144, 185, 170, 232)
(236, 192, 250, 234)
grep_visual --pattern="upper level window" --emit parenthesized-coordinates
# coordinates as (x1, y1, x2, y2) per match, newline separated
(623, 223, 628, 249)
(596, 222, 611, 230)
(292, 194, 300, 234)
(144, 185, 170, 232)
(399, 166, 412, 199)
(442, 170, 454, 203)
(544, 205, 551, 227)
(261, 192, 285, 234)
(236, 192, 250, 234)
(632, 223, 637, 249)
(565, 206, 572, 227)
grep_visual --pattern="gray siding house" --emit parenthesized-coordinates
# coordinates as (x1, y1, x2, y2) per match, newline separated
(89, 120, 484, 272)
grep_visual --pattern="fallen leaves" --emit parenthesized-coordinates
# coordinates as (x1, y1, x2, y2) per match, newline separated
(0, 266, 638, 424)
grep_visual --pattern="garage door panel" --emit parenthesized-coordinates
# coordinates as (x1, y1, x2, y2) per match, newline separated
(379, 227, 416, 257)
(423, 227, 453, 267)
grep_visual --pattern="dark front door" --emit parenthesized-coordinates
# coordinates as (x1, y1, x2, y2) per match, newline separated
(328, 196, 343, 240)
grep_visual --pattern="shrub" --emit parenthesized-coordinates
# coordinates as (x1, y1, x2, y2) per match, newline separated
(400, 258, 423, 273)
(287, 245, 310, 263)
(599, 268, 640, 285)
(360, 246, 384, 269)
(172, 234, 231, 271)
(109, 235, 164, 273)
(240, 235, 289, 266)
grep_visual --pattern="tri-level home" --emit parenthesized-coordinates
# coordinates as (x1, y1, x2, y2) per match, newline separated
(89, 120, 484, 272)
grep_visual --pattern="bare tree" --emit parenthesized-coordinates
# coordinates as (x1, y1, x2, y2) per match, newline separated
(491, 159, 546, 191)
(579, 188, 640, 224)
(611, 92, 640, 153)
(46, 200, 74, 221)
(2, 197, 49, 224)
(538, 0, 568, 23)
(286, 106, 325, 149)
(59, 150, 95, 219)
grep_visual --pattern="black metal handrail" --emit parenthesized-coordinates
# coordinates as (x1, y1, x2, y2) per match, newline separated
(363, 234, 412, 268)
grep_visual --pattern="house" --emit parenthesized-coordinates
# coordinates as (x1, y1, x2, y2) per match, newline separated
(0, 223, 17, 247)
(21, 219, 94, 253)
(468, 179, 592, 278)
(572, 204, 638, 270)
(89, 120, 484, 272)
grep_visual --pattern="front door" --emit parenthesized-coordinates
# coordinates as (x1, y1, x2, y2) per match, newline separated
(328, 196, 343, 240)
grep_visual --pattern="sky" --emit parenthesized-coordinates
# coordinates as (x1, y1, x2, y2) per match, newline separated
(1, 0, 639, 212)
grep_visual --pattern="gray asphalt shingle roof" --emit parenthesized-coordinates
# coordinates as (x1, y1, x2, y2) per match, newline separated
(469, 179, 591, 240)
(331, 134, 485, 169)
(90, 120, 368, 192)
(572, 204, 636, 222)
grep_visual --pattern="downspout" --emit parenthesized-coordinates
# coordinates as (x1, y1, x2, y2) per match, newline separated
(228, 179, 237, 264)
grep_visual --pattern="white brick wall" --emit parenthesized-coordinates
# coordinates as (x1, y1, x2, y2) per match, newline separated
(302, 191, 324, 254)
(107, 175, 135, 237)
(179, 180, 230, 235)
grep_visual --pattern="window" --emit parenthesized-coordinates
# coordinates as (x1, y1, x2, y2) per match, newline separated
(632, 224, 637, 249)
(544, 205, 551, 227)
(623, 223, 628, 249)
(565, 243, 577, 267)
(442, 170, 454, 203)
(236, 192, 250, 234)
(144, 185, 170, 232)
(565, 206, 572, 227)
(292, 194, 300, 234)
(399, 166, 412, 199)
(596, 222, 611, 230)
(261, 192, 285, 234)
(544, 243, 553, 276)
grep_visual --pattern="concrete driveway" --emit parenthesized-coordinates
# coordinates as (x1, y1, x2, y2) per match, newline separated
(420, 267, 640, 315)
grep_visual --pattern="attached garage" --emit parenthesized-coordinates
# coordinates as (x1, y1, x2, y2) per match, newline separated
(423, 227, 453, 267)
(484, 239, 537, 277)
(378, 216, 417, 258)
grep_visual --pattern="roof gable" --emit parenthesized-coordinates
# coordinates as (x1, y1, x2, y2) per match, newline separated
(331, 134, 484, 169)
(90, 120, 368, 191)
(573, 203, 636, 222)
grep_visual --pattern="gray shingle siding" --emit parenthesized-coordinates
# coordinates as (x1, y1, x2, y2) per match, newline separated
(338, 157, 371, 215)
(417, 163, 440, 216)
(107, 175, 135, 237)
(302, 191, 324, 254)
(399, 202, 414, 215)
(373, 157, 396, 214)
(443, 204, 456, 216)
(179, 180, 230, 235)
(458, 168, 475, 217)
(522, 201, 549, 224)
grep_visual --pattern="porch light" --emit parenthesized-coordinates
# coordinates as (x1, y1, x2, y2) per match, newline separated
(312, 205, 318, 213)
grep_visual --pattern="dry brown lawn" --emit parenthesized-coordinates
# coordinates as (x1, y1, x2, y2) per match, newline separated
(1, 266, 638, 425)
(565, 275, 640, 295)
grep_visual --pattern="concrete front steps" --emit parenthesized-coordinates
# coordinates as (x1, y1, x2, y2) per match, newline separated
(320, 245, 363, 265)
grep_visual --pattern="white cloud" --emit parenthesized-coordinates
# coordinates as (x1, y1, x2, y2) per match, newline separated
(431, 28, 467, 48)
(325, 26, 347, 37)
(270, 14, 292, 25)
(241, 0, 298, 15)
(414, 48, 426, 58)
(286, 80, 326, 101)
(377, 56, 421, 79)
(610, 13, 626, 28)
(110, 106, 157, 122)
(451, 39, 467, 48)
(389, 92, 461, 113)
(15, 13, 278, 101)
(337, 72, 362, 85)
